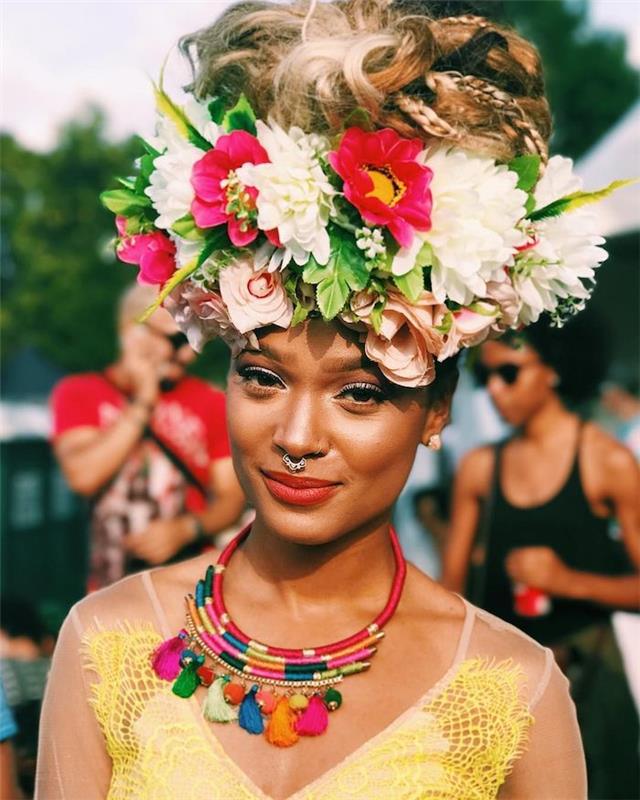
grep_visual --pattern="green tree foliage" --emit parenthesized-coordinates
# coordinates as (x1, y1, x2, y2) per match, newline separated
(0, 1, 637, 382)
(505, 0, 639, 159)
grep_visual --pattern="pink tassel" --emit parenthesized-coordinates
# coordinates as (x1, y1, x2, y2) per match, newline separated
(295, 694, 329, 736)
(151, 632, 187, 681)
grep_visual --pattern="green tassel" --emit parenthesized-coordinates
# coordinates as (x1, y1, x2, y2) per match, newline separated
(203, 676, 238, 723)
(172, 662, 200, 698)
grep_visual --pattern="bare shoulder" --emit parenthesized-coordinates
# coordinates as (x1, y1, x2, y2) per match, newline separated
(584, 422, 639, 484)
(456, 444, 496, 497)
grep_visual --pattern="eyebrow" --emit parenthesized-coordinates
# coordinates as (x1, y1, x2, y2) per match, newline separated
(239, 347, 379, 375)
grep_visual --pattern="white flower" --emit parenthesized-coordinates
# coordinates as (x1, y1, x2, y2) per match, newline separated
(236, 120, 335, 268)
(392, 148, 527, 304)
(145, 99, 220, 231)
(145, 135, 203, 231)
(356, 227, 386, 261)
(513, 156, 608, 325)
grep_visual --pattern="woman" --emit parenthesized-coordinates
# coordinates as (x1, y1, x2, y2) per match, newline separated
(443, 314, 640, 798)
(36, 1, 622, 796)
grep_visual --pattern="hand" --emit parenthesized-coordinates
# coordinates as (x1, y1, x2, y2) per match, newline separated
(125, 516, 196, 565)
(505, 546, 572, 596)
(120, 326, 163, 405)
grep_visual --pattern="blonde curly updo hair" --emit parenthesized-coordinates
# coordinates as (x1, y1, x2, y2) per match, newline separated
(180, 0, 552, 164)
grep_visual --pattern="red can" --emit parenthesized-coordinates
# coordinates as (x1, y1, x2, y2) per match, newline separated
(513, 583, 552, 617)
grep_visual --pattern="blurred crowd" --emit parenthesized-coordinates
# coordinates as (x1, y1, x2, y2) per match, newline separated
(1, 287, 638, 799)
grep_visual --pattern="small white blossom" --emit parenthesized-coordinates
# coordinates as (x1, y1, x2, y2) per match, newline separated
(356, 227, 386, 261)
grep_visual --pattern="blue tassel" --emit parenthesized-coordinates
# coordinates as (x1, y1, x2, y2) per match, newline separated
(238, 684, 264, 735)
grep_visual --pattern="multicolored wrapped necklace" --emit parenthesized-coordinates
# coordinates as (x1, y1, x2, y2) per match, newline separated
(150, 524, 406, 747)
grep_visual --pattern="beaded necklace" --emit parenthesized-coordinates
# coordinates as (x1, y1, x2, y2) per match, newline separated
(150, 525, 406, 747)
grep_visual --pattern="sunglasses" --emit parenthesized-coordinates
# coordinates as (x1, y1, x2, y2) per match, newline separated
(473, 363, 522, 387)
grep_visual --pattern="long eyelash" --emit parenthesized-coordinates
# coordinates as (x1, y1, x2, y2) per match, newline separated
(237, 364, 283, 386)
(341, 382, 386, 402)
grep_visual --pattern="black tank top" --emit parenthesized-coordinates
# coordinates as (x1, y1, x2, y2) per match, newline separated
(480, 427, 628, 646)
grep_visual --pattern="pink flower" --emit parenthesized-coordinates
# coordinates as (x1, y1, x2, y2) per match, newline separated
(190, 131, 270, 246)
(438, 304, 497, 361)
(328, 127, 432, 248)
(165, 284, 257, 356)
(218, 259, 293, 334)
(485, 279, 521, 331)
(357, 290, 447, 387)
(115, 216, 176, 285)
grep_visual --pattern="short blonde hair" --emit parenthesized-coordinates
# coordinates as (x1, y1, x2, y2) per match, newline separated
(180, 0, 551, 163)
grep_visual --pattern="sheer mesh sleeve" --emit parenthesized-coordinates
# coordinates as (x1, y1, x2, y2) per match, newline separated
(499, 657, 586, 799)
(465, 606, 587, 800)
(35, 605, 112, 800)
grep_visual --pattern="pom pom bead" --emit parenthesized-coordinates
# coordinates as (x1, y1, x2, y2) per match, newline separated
(224, 681, 246, 705)
(265, 697, 298, 747)
(256, 689, 277, 715)
(295, 694, 329, 736)
(288, 693, 309, 711)
(238, 685, 264, 735)
(151, 633, 187, 681)
(324, 688, 343, 711)
(172, 662, 201, 698)
(203, 676, 238, 723)
(197, 666, 215, 687)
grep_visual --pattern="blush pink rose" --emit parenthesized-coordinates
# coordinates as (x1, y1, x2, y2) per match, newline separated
(116, 216, 176, 285)
(438, 304, 498, 361)
(218, 259, 293, 334)
(360, 290, 447, 387)
(165, 284, 257, 356)
(485, 279, 522, 331)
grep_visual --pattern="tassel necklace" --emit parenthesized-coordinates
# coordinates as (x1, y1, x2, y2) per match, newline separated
(150, 524, 406, 747)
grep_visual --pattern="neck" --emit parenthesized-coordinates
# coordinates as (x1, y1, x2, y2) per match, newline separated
(522, 394, 576, 444)
(226, 514, 399, 620)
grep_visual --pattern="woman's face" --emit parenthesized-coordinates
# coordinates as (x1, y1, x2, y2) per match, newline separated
(478, 340, 558, 426)
(226, 319, 443, 546)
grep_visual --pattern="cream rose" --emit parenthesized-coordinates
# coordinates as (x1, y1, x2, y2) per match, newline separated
(218, 259, 293, 334)
(361, 291, 447, 388)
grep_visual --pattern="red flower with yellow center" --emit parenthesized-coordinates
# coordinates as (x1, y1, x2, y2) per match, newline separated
(328, 127, 433, 248)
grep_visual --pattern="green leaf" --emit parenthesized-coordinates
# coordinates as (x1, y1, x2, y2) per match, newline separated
(208, 97, 226, 125)
(393, 264, 424, 302)
(116, 177, 136, 191)
(139, 258, 199, 322)
(291, 302, 310, 327)
(223, 94, 257, 136)
(342, 107, 374, 132)
(138, 136, 161, 158)
(524, 193, 536, 216)
(415, 241, 434, 268)
(529, 178, 637, 221)
(370, 299, 386, 334)
(302, 256, 330, 285)
(171, 214, 204, 242)
(153, 79, 211, 152)
(100, 188, 151, 215)
(124, 215, 146, 235)
(316, 272, 349, 320)
(197, 227, 232, 267)
(508, 155, 541, 192)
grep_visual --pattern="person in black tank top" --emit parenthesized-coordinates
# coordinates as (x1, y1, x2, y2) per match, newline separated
(443, 313, 640, 799)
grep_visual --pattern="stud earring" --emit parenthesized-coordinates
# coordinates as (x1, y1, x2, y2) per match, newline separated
(427, 434, 442, 451)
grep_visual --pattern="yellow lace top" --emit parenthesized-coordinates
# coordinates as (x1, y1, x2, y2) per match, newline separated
(35, 571, 586, 800)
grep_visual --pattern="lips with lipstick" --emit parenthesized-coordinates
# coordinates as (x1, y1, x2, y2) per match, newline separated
(261, 470, 341, 507)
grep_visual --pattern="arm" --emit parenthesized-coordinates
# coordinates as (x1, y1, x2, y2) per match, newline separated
(53, 404, 151, 496)
(0, 740, 24, 800)
(441, 447, 493, 593)
(35, 609, 111, 799)
(500, 659, 586, 799)
(125, 456, 246, 565)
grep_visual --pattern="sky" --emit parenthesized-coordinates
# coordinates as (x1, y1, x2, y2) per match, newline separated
(1, 0, 639, 153)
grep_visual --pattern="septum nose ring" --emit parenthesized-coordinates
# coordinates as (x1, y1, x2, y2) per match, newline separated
(282, 453, 306, 473)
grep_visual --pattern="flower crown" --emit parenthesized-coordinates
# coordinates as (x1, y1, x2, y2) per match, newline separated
(101, 82, 629, 387)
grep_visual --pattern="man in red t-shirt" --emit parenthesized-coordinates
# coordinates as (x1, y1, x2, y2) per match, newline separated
(50, 283, 245, 591)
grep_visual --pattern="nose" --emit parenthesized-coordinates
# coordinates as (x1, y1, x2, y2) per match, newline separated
(272, 390, 327, 460)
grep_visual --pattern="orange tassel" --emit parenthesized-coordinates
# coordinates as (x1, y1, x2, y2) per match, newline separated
(265, 696, 298, 747)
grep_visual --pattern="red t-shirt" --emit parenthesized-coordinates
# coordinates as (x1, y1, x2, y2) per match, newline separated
(50, 372, 231, 588)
